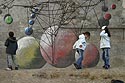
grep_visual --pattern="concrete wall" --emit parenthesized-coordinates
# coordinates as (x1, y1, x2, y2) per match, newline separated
(0, 0, 125, 69)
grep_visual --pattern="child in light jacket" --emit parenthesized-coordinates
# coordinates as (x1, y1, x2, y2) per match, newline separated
(100, 26, 111, 69)
(73, 32, 90, 69)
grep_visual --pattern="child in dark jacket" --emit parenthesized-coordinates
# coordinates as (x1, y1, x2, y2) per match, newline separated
(5, 31, 18, 70)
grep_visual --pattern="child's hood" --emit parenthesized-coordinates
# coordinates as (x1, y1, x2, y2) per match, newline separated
(8, 37, 17, 43)
(79, 34, 85, 39)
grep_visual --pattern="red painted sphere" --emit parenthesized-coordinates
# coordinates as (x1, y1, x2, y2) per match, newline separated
(82, 44, 100, 68)
(111, 4, 116, 9)
(102, 6, 108, 12)
(104, 13, 111, 20)
(40, 26, 77, 68)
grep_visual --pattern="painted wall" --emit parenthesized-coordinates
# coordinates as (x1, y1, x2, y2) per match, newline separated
(0, 0, 125, 69)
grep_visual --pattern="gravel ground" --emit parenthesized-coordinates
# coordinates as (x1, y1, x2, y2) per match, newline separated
(0, 64, 125, 83)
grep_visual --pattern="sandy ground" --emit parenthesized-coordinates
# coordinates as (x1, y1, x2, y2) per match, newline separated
(0, 64, 125, 83)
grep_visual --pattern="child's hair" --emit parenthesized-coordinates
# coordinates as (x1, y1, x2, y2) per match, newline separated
(84, 32, 90, 37)
(105, 27, 111, 37)
(9, 31, 14, 37)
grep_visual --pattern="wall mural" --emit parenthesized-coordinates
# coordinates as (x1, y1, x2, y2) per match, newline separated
(40, 26, 77, 68)
(0, 0, 118, 69)
(16, 36, 46, 69)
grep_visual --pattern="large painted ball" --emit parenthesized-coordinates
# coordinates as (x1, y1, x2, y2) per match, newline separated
(82, 43, 100, 68)
(75, 43, 100, 68)
(16, 36, 46, 69)
(40, 26, 77, 68)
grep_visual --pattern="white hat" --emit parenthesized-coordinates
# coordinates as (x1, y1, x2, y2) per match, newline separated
(102, 26, 107, 30)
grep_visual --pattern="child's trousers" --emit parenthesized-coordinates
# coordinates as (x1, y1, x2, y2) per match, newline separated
(7, 54, 18, 68)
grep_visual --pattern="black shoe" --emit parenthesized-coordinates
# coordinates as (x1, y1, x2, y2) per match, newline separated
(74, 63, 82, 69)
(103, 65, 110, 69)
(103, 65, 105, 68)
(15, 67, 18, 70)
(111, 79, 124, 83)
(108, 65, 110, 68)
(8, 66, 13, 70)
(74, 63, 78, 68)
(74, 63, 79, 69)
(105, 65, 110, 69)
(77, 67, 82, 69)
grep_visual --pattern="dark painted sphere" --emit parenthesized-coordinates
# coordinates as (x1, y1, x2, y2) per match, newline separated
(30, 13, 36, 19)
(29, 20, 35, 25)
(102, 6, 108, 12)
(25, 27, 33, 35)
(98, 17, 109, 27)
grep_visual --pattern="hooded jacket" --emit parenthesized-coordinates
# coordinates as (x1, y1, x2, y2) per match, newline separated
(100, 30, 111, 49)
(5, 37, 18, 55)
(73, 34, 86, 50)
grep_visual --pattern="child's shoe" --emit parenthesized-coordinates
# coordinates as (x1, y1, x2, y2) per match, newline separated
(15, 67, 18, 70)
(5, 68, 12, 71)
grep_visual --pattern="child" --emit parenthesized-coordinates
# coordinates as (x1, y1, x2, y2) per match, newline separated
(100, 26, 111, 69)
(5, 31, 18, 70)
(73, 32, 90, 69)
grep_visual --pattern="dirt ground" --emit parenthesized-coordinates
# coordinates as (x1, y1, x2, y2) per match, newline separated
(0, 64, 125, 83)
